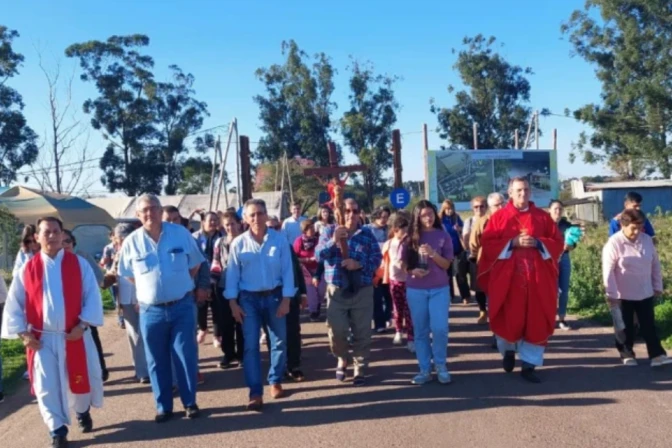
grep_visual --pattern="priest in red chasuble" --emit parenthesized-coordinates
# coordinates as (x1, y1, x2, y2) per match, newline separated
(478, 177, 564, 383)
(2, 217, 104, 448)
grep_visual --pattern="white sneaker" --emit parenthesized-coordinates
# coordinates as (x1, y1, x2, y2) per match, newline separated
(407, 341, 416, 353)
(558, 321, 571, 331)
(651, 355, 672, 367)
(260, 332, 267, 345)
(213, 337, 222, 349)
(436, 368, 452, 384)
(623, 357, 638, 366)
(197, 330, 207, 344)
(411, 372, 432, 385)
(392, 332, 403, 345)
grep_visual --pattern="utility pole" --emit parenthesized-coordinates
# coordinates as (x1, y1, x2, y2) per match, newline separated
(535, 110, 540, 150)
(423, 123, 429, 199)
(392, 129, 402, 188)
(472, 123, 478, 150)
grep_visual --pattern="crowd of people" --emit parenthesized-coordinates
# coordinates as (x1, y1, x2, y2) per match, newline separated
(1, 178, 671, 447)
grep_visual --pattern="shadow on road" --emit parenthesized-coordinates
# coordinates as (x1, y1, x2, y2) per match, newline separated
(82, 318, 671, 447)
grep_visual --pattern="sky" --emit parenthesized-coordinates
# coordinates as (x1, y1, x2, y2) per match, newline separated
(3, 0, 607, 197)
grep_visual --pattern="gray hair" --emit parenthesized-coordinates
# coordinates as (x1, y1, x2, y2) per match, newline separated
(243, 198, 267, 214)
(136, 193, 161, 210)
(114, 223, 135, 239)
(487, 192, 505, 206)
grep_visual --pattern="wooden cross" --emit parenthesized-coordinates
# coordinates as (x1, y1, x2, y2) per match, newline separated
(302, 142, 367, 177)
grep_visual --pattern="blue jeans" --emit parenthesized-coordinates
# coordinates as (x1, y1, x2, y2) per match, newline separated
(406, 286, 450, 373)
(238, 290, 287, 398)
(558, 252, 571, 318)
(140, 296, 198, 414)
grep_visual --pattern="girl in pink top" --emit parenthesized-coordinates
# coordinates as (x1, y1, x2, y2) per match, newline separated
(602, 209, 671, 367)
(384, 213, 414, 353)
(294, 220, 322, 319)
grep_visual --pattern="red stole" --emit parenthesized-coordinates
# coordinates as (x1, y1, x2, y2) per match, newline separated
(24, 251, 91, 395)
(477, 201, 564, 345)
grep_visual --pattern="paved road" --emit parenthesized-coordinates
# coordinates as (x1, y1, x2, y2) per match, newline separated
(1, 305, 671, 448)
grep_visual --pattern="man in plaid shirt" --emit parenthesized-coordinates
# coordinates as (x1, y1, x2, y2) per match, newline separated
(316, 198, 382, 387)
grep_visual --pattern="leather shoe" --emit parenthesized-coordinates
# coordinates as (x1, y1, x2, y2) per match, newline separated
(270, 384, 285, 399)
(77, 412, 93, 433)
(503, 350, 515, 373)
(186, 405, 200, 419)
(246, 396, 263, 412)
(155, 411, 174, 423)
(51, 435, 68, 448)
(521, 367, 541, 383)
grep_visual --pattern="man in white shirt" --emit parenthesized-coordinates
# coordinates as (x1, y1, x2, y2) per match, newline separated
(281, 203, 307, 246)
(2, 216, 104, 448)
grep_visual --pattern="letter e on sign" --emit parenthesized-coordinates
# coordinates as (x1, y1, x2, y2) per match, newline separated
(389, 188, 410, 208)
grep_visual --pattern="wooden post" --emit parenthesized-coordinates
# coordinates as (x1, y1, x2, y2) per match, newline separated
(423, 123, 429, 199)
(215, 121, 235, 210)
(523, 114, 534, 149)
(535, 110, 540, 150)
(327, 141, 338, 167)
(392, 129, 402, 188)
(514, 129, 519, 150)
(208, 135, 220, 210)
(473, 123, 478, 150)
(239, 135, 252, 203)
(552, 128, 558, 151)
(234, 118, 241, 207)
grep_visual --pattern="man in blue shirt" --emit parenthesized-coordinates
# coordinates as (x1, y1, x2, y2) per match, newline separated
(225, 198, 295, 411)
(119, 194, 205, 423)
(608, 192, 655, 238)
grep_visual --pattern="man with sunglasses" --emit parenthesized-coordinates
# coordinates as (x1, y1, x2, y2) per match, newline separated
(316, 198, 382, 387)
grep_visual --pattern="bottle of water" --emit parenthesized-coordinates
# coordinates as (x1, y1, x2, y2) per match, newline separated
(418, 252, 428, 271)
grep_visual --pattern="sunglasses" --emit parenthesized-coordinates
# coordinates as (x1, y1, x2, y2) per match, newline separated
(345, 208, 360, 214)
(63, 239, 73, 244)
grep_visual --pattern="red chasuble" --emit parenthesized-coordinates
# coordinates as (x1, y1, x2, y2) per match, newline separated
(477, 201, 564, 345)
(24, 251, 91, 395)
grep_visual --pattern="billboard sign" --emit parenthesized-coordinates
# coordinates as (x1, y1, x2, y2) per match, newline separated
(427, 149, 558, 211)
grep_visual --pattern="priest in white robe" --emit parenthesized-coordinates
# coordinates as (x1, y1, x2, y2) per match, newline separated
(1, 216, 104, 448)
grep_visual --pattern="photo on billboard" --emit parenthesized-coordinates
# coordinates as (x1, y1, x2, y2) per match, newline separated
(427, 149, 558, 210)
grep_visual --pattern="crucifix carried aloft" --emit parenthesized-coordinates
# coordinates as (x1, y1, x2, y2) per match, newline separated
(303, 142, 367, 258)
(303, 142, 367, 224)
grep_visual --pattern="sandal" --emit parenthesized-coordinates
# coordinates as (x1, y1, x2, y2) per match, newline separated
(353, 375, 366, 387)
(335, 366, 348, 382)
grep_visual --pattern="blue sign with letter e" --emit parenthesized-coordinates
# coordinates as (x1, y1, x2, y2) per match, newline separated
(389, 188, 410, 208)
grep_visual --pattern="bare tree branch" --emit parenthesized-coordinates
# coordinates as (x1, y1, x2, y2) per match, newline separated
(30, 48, 97, 195)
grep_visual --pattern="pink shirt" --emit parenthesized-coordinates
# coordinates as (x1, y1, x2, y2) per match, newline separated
(387, 237, 407, 282)
(602, 231, 662, 301)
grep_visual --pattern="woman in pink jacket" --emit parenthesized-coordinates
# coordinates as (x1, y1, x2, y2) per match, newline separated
(602, 209, 671, 368)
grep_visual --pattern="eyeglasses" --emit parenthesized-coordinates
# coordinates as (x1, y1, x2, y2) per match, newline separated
(345, 208, 360, 214)
(473, 204, 485, 209)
